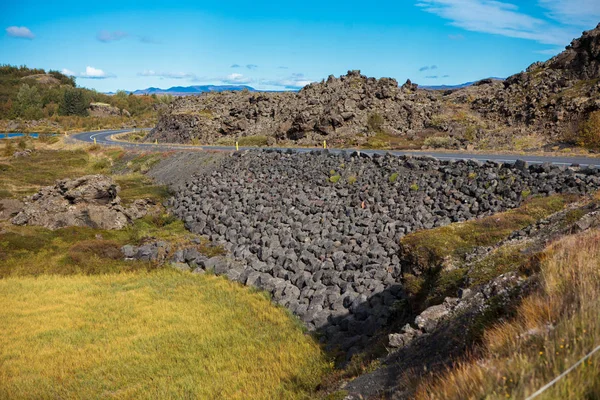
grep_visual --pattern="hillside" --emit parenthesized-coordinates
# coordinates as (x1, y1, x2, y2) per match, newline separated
(148, 23, 600, 152)
(0, 65, 168, 132)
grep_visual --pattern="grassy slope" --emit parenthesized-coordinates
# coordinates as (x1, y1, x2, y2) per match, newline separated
(0, 270, 329, 399)
(415, 228, 600, 399)
(0, 139, 331, 398)
(400, 195, 571, 308)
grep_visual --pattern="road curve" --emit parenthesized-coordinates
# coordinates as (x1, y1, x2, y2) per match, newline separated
(72, 129, 600, 167)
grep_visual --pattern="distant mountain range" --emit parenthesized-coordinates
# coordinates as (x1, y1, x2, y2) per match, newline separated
(106, 85, 258, 96)
(111, 78, 505, 96)
(420, 77, 505, 91)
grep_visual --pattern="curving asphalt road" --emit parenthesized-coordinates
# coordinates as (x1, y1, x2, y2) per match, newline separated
(72, 129, 600, 167)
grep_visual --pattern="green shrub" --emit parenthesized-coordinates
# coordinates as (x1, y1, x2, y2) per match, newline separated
(424, 136, 452, 149)
(389, 172, 399, 183)
(410, 183, 419, 191)
(347, 176, 357, 185)
(238, 135, 269, 147)
(577, 111, 600, 148)
(367, 113, 384, 133)
(329, 174, 341, 184)
(92, 157, 111, 172)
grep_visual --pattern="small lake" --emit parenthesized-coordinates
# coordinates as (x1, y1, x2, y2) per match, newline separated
(0, 133, 57, 139)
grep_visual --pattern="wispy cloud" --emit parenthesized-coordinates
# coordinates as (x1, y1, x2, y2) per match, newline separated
(138, 70, 196, 80)
(415, 0, 578, 46)
(419, 65, 438, 72)
(263, 73, 314, 89)
(278, 66, 289, 69)
(538, 0, 600, 27)
(442, 74, 450, 78)
(97, 30, 158, 44)
(62, 66, 116, 79)
(222, 73, 253, 84)
(448, 33, 465, 40)
(139, 36, 160, 44)
(97, 30, 128, 42)
(6, 26, 35, 40)
(246, 64, 258, 70)
(230, 64, 241, 68)
(425, 75, 439, 79)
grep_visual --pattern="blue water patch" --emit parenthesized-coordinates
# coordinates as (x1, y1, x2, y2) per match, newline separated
(0, 133, 57, 139)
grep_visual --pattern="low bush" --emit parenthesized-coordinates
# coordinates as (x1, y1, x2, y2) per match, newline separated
(577, 111, 600, 148)
(367, 113, 385, 133)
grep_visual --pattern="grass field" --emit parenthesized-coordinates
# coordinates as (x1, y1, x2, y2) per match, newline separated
(0, 139, 331, 399)
(0, 270, 330, 399)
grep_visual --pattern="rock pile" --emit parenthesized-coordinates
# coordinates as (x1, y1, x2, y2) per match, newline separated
(168, 150, 600, 352)
(147, 71, 440, 146)
(12, 175, 153, 230)
(148, 24, 600, 149)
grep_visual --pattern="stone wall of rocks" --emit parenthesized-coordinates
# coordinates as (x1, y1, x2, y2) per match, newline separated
(168, 150, 600, 353)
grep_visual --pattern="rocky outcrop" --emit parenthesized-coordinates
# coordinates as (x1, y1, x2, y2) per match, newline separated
(11, 175, 152, 230)
(88, 102, 131, 118)
(147, 70, 440, 146)
(149, 23, 600, 149)
(0, 199, 23, 221)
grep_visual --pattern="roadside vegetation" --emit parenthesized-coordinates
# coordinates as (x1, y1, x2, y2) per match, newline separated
(0, 137, 331, 399)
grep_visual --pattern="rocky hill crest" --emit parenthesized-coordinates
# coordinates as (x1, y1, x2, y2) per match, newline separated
(148, 23, 600, 150)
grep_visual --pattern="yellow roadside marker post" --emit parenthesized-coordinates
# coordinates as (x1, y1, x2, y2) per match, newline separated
(94, 137, 96, 145)
(155, 139, 158, 145)
(236, 141, 239, 151)
(323, 140, 327, 149)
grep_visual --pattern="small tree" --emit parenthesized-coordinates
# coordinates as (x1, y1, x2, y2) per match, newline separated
(578, 111, 600, 149)
(15, 84, 42, 117)
(60, 87, 89, 116)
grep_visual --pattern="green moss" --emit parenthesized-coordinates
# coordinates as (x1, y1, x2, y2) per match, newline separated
(564, 208, 586, 225)
(329, 174, 341, 184)
(347, 176, 357, 185)
(410, 183, 419, 191)
(400, 195, 569, 272)
(114, 174, 170, 205)
(468, 172, 478, 180)
(468, 244, 529, 287)
(237, 135, 269, 147)
(389, 172, 399, 183)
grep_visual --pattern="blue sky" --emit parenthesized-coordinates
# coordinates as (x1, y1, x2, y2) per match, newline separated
(1, 0, 599, 92)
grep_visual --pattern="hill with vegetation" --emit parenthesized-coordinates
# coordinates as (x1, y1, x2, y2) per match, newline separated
(0, 65, 170, 133)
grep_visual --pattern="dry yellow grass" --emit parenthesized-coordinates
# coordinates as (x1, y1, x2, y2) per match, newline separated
(0, 270, 331, 399)
(414, 228, 600, 400)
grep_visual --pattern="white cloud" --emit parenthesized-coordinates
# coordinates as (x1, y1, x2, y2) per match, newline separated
(538, 0, 600, 27)
(222, 73, 254, 84)
(138, 70, 196, 80)
(61, 66, 115, 79)
(97, 30, 128, 42)
(416, 0, 579, 46)
(6, 26, 35, 39)
(263, 73, 314, 89)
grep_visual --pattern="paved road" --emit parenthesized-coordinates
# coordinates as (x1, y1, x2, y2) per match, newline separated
(72, 129, 600, 167)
